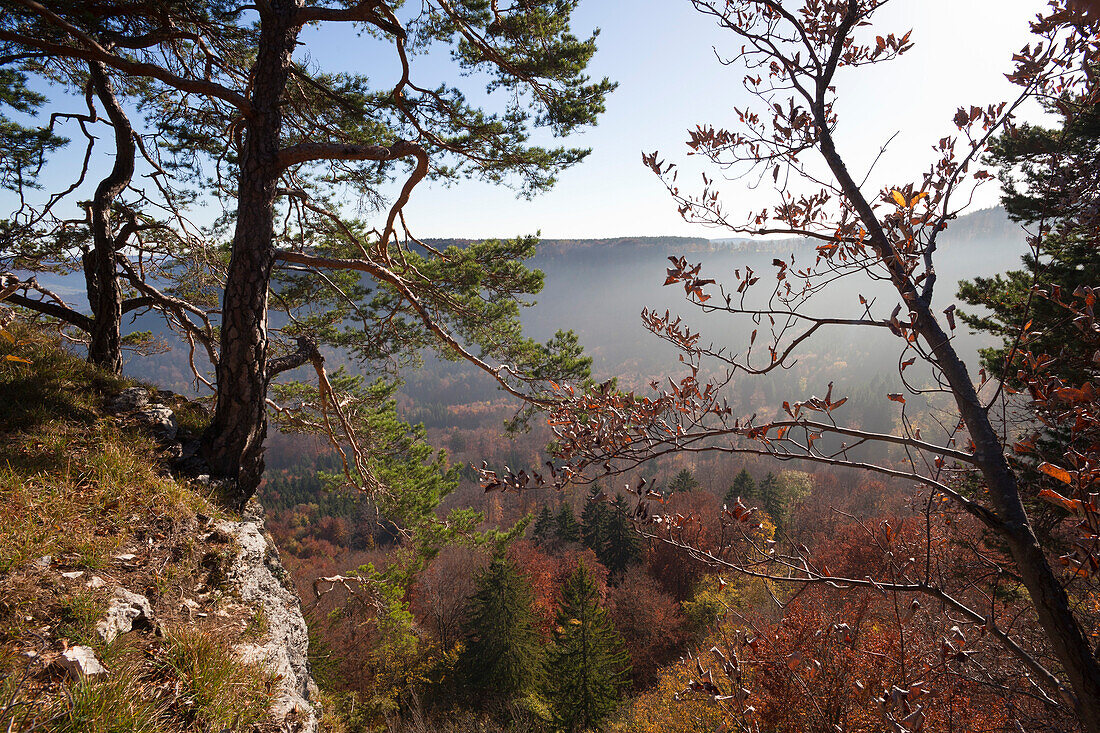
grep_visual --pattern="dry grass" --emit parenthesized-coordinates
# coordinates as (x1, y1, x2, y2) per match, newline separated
(155, 626, 276, 730)
(0, 325, 281, 732)
(0, 325, 205, 574)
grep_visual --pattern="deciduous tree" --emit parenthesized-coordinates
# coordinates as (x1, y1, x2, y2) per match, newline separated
(537, 2, 1100, 729)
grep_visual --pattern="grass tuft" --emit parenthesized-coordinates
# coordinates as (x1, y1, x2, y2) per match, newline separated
(157, 627, 274, 730)
(0, 325, 205, 573)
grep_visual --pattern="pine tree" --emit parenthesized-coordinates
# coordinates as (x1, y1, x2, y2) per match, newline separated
(724, 468, 756, 504)
(958, 100, 1100, 385)
(599, 496, 640, 579)
(555, 503, 582, 544)
(458, 557, 543, 706)
(957, 99, 1100, 538)
(667, 468, 699, 494)
(532, 505, 556, 544)
(544, 561, 631, 732)
(580, 486, 610, 552)
(1, 0, 614, 503)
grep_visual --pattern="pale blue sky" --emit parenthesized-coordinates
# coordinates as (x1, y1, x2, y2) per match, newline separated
(300, 0, 1045, 239)
(16, 1, 1047, 241)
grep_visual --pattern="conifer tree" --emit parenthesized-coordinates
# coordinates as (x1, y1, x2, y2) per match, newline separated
(958, 100, 1100, 385)
(599, 496, 640, 580)
(0, 0, 614, 504)
(755, 471, 812, 531)
(555, 503, 582, 544)
(544, 561, 631, 732)
(458, 556, 543, 706)
(580, 485, 610, 552)
(667, 468, 699, 493)
(724, 468, 756, 504)
(757, 471, 779, 518)
(532, 505, 556, 544)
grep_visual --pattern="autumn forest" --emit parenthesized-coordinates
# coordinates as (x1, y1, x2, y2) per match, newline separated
(2, 1, 1100, 733)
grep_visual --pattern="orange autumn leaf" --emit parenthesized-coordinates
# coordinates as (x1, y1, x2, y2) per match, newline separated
(1037, 488, 1082, 513)
(1038, 462, 1076, 485)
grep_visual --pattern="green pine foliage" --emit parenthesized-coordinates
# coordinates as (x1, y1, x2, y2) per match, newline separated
(599, 496, 640, 579)
(0, 69, 66, 194)
(458, 557, 544, 707)
(666, 468, 698, 494)
(755, 471, 812, 531)
(578, 489, 639, 581)
(957, 97, 1100, 536)
(757, 472, 778, 516)
(555, 504, 582, 544)
(580, 486, 610, 552)
(543, 562, 631, 732)
(957, 100, 1100, 385)
(532, 504, 556, 544)
(724, 469, 756, 504)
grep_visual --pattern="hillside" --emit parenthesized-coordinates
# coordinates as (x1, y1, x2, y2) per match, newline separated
(0, 327, 319, 732)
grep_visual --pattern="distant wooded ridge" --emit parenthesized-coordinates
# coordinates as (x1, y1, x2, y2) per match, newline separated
(424, 206, 1019, 256)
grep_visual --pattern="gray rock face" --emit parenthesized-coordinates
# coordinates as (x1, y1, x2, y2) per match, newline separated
(134, 404, 178, 442)
(109, 387, 179, 442)
(110, 387, 151, 412)
(97, 588, 155, 644)
(218, 505, 320, 732)
(58, 646, 107, 678)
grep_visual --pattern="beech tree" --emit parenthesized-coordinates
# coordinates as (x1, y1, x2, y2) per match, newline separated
(521, 2, 1100, 730)
(0, 0, 613, 505)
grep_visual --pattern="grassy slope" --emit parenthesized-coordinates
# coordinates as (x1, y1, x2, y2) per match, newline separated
(0, 325, 280, 733)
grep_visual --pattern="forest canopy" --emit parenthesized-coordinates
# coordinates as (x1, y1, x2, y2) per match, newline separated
(3, 2, 1100, 733)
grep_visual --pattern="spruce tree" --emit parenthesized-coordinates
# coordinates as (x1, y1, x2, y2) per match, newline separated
(458, 557, 543, 706)
(724, 468, 756, 504)
(555, 503, 582, 544)
(667, 468, 699, 493)
(754, 471, 812, 531)
(580, 486, 610, 552)
(532, 505, 556, 544)
(758, 471, 779, 519)
(544, 561, 631, 732)
(599, 496, 640, 579)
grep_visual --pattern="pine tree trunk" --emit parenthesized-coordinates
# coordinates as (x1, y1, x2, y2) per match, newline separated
(201, 0, 302, 509)
(85, 61, 134, 375)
